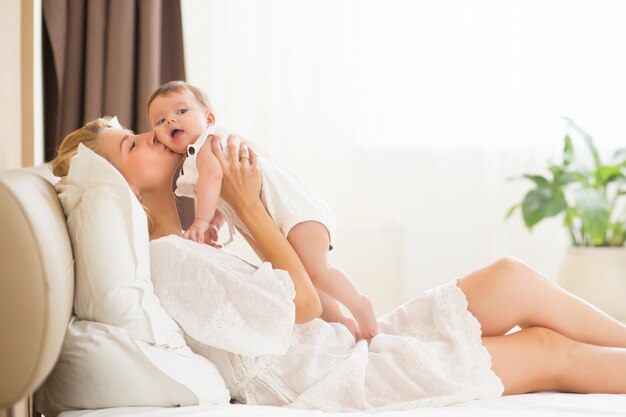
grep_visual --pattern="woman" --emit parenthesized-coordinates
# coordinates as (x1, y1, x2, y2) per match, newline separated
(51, 117, 626, 410)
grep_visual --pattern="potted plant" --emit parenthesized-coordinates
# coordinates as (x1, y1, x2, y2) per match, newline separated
(506, 118, 626, 321)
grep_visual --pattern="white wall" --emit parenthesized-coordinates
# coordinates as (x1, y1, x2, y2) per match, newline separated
(0, 0, 22, 170)
(0, 0, 42, 170)
(181, 1, 623, 315)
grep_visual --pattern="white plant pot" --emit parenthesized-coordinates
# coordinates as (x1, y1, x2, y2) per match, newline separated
(557, 247, 626, 323)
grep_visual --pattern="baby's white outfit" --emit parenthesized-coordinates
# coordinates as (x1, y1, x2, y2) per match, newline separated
(175, 126, 336, 247)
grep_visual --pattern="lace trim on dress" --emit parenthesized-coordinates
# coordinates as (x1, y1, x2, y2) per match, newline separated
(361, 280, 505, 412)
(447, 279, 506, 392)
(230, 355, 273, 400)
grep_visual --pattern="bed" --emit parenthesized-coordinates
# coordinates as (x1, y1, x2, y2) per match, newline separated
(1, 164, 625, 417)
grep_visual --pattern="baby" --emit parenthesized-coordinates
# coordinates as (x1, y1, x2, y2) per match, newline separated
(147, 81, 378, 340)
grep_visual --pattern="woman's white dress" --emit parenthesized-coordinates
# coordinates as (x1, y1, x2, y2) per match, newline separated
(150, 236, 504, 412)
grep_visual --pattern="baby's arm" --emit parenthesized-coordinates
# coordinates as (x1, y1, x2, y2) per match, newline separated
(183, 144, 223, 243)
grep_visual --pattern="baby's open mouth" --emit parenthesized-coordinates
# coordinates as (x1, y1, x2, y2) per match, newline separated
(170, 129, 183, 140)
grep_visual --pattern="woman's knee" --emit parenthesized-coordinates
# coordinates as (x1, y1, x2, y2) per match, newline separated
(481, 257, 532, 300)
(486, 327, 572, 394)
(525, 326, 566, 348)
(523, 327, 572, 389)
(492, 256, 549, 293)
(492, 256, 532, 278)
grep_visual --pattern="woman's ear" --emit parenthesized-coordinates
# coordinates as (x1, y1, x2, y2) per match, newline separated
(206, 111, 216, 126)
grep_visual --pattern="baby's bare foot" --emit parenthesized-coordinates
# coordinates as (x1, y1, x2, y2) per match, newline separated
(352, 295, 378, 340)
(338, 316, 358, 340)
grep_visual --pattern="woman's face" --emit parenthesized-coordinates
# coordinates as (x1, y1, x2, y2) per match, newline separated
(96, 128, 183, 193)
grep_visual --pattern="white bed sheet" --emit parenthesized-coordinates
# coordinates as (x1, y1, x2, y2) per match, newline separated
(59, 393, 626, 417)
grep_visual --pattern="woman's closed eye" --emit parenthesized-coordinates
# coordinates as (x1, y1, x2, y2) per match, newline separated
(130, 141, 136, 151)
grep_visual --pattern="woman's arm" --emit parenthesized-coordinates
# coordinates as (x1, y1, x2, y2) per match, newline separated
(211, 135, 322, 323)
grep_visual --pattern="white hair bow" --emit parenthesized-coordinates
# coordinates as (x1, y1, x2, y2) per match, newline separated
(109, 116, 123, 129)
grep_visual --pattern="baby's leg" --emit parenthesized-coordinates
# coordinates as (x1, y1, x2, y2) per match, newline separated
(288, 221, 378, 339)
(318, 289, 358, 339)
(242, 228, 357, 338)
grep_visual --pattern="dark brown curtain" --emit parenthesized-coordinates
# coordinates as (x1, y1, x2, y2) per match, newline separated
(42, 0, 194, 227)
(42, 0, 186, 160)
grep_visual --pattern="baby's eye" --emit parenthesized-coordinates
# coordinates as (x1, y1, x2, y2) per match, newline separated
(156, 118, 165, 125)
(177, 108, 188, 115)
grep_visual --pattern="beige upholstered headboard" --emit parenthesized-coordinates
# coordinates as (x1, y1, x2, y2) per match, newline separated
(0, 166, 74, 414)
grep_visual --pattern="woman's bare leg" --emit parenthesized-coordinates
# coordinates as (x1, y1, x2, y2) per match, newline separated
(457, 257, 626, 348)
(483, 326, 626, 395)
(288, 221, 378, 339)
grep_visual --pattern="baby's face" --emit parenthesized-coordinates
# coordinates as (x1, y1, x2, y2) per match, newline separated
(148, 89, 211, 154)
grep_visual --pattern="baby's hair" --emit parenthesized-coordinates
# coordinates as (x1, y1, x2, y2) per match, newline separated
(146, 80, 213, 112)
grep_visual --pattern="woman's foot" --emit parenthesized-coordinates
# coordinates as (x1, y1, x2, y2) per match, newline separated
(352, 295, 378, 340)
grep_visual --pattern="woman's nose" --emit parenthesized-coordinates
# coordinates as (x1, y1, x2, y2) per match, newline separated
(135, 131, 157, 146)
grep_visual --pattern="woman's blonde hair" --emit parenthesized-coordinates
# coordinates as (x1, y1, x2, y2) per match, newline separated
(49, 117, 117, 177)
(50, 116, 155, 232)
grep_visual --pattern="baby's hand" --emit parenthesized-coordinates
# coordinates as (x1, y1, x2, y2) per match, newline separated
(204, 223, 222, 249)
(183, 218, 211, 244)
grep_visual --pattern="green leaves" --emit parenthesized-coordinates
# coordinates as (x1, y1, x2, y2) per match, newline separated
(597, 164, 624, 185)
(521, 187, 567, 228)
(563, 134, 574, 166)
(608, 221, 626, 246)
(564, 117, 602, 170)
(572, 188, 610, 245)
(522, 174, 550, 188)
(506, 118, 626, 247)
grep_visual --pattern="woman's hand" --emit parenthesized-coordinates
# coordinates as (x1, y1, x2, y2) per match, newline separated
(210, 135, 262, 213)
(210, 134, 322, 323)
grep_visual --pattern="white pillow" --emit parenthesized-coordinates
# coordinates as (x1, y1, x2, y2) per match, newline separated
(55, 143, 179, 345)
(50, 143, 230, 410)
(36, 318, 230, 416)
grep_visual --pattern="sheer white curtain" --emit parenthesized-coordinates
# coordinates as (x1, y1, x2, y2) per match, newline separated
(182, 0, 626, 313)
